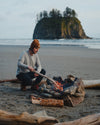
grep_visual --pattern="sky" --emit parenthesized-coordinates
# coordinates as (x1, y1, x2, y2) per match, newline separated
(0, 0, 100, 39)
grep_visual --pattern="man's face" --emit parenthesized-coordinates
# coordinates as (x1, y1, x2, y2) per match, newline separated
(32, 47, 39, 54)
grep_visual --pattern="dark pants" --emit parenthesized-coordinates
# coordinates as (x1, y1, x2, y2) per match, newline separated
(16, 69, 46, 86)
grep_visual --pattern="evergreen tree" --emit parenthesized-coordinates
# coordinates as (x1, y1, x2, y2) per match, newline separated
(42, 10, 48, 18)
(36, 6, 77, 22)
(49, 9, 62, 18)
(63, 7, 77, 17)
(71, 10, 77, 17)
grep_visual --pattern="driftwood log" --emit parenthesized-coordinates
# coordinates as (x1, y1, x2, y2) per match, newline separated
(0, 78, 20, 83)
(0, 110, 100, 125)
(83, 79, 100, 89)
(55, 113, 100, 125)
(0, 110, 58, 125)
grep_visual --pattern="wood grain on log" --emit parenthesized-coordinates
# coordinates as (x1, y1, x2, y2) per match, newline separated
(55, 113, 100, 125)
(31, 96, 64, 107)
(0, 110, 58, 125)
(0, 110, 100, 125)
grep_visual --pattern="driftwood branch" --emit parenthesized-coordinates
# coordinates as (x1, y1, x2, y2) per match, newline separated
(55, 113, 100, 125)
(0, 110, 58, 125)
(33, 70, 57, 85)
(0, 78, 20, 83)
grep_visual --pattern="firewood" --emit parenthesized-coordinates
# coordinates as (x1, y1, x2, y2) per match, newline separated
(31, 96, 64, 107)
(40, 98, 64, 107)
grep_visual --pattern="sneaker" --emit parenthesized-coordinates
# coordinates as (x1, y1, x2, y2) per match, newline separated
(31, 84, 39, 90)
(31, 86, 35, 90)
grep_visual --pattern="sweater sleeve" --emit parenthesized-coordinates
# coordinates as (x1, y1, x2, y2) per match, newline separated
(17, 51, 29, 69)
(35, 54, 42, 72)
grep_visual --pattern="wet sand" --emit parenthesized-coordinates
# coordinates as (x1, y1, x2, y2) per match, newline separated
(0, 45, 100, 122)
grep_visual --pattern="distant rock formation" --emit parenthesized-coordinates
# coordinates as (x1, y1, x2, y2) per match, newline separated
(33, 17, 89, 39)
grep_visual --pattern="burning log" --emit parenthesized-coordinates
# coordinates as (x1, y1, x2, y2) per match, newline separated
(40, 99, 64, 107)
(31, 96, 64, 107)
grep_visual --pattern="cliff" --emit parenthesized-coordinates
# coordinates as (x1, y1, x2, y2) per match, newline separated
(33, 17, 89, 39)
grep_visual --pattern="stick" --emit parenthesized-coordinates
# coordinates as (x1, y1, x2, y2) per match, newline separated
(34, 70, 58, 86)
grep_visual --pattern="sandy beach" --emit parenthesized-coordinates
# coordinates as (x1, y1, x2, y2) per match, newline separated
(0, 45, 100, 80)
(0, 45, 100, 122)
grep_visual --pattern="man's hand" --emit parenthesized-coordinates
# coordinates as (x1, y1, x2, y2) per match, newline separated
(28, 66, 39, 77)
(34, 73, 39, 77)
(28, 66, 35, 72)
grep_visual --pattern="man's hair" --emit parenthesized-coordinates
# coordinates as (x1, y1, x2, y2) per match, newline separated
(30, 39, 40, 49)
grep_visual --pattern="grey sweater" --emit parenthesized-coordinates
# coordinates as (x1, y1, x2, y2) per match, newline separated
(16, 50, 42, 75)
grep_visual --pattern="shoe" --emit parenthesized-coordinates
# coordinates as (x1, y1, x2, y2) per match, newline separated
(31, 84, 39, 90)
(31, 86, 35, 90)
(20, 84, 26, 91)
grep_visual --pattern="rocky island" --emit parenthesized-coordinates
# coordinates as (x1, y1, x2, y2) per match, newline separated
(33, 7, 89, 39)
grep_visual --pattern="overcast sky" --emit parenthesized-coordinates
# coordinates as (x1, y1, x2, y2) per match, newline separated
(0, 0, 99, 39)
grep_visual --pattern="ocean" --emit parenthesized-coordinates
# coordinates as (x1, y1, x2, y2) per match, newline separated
(0, 38, 100, 49)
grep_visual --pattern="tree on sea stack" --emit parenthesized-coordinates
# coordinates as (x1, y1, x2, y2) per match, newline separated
(33, 7, 89, 39)
(63, 7, 77, 17)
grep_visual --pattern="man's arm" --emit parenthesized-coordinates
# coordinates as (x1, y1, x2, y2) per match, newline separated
(35, 54, 42, 73)
(17, 51, 29, 69)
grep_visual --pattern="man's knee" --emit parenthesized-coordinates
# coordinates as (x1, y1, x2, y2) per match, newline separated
(16, 73, 32, 86)
(41, 69, 46, 75)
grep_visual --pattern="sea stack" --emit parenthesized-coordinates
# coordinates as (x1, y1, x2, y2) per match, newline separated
(33, 17, 89, 39)
(33, 7, 89, 39)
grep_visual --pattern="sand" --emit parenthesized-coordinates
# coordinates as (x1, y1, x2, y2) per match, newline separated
(0, 45, 100, 80)
(0, 45, 100, 122)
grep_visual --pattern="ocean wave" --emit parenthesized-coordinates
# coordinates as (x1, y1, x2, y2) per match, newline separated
(0, 38, 100, 49)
